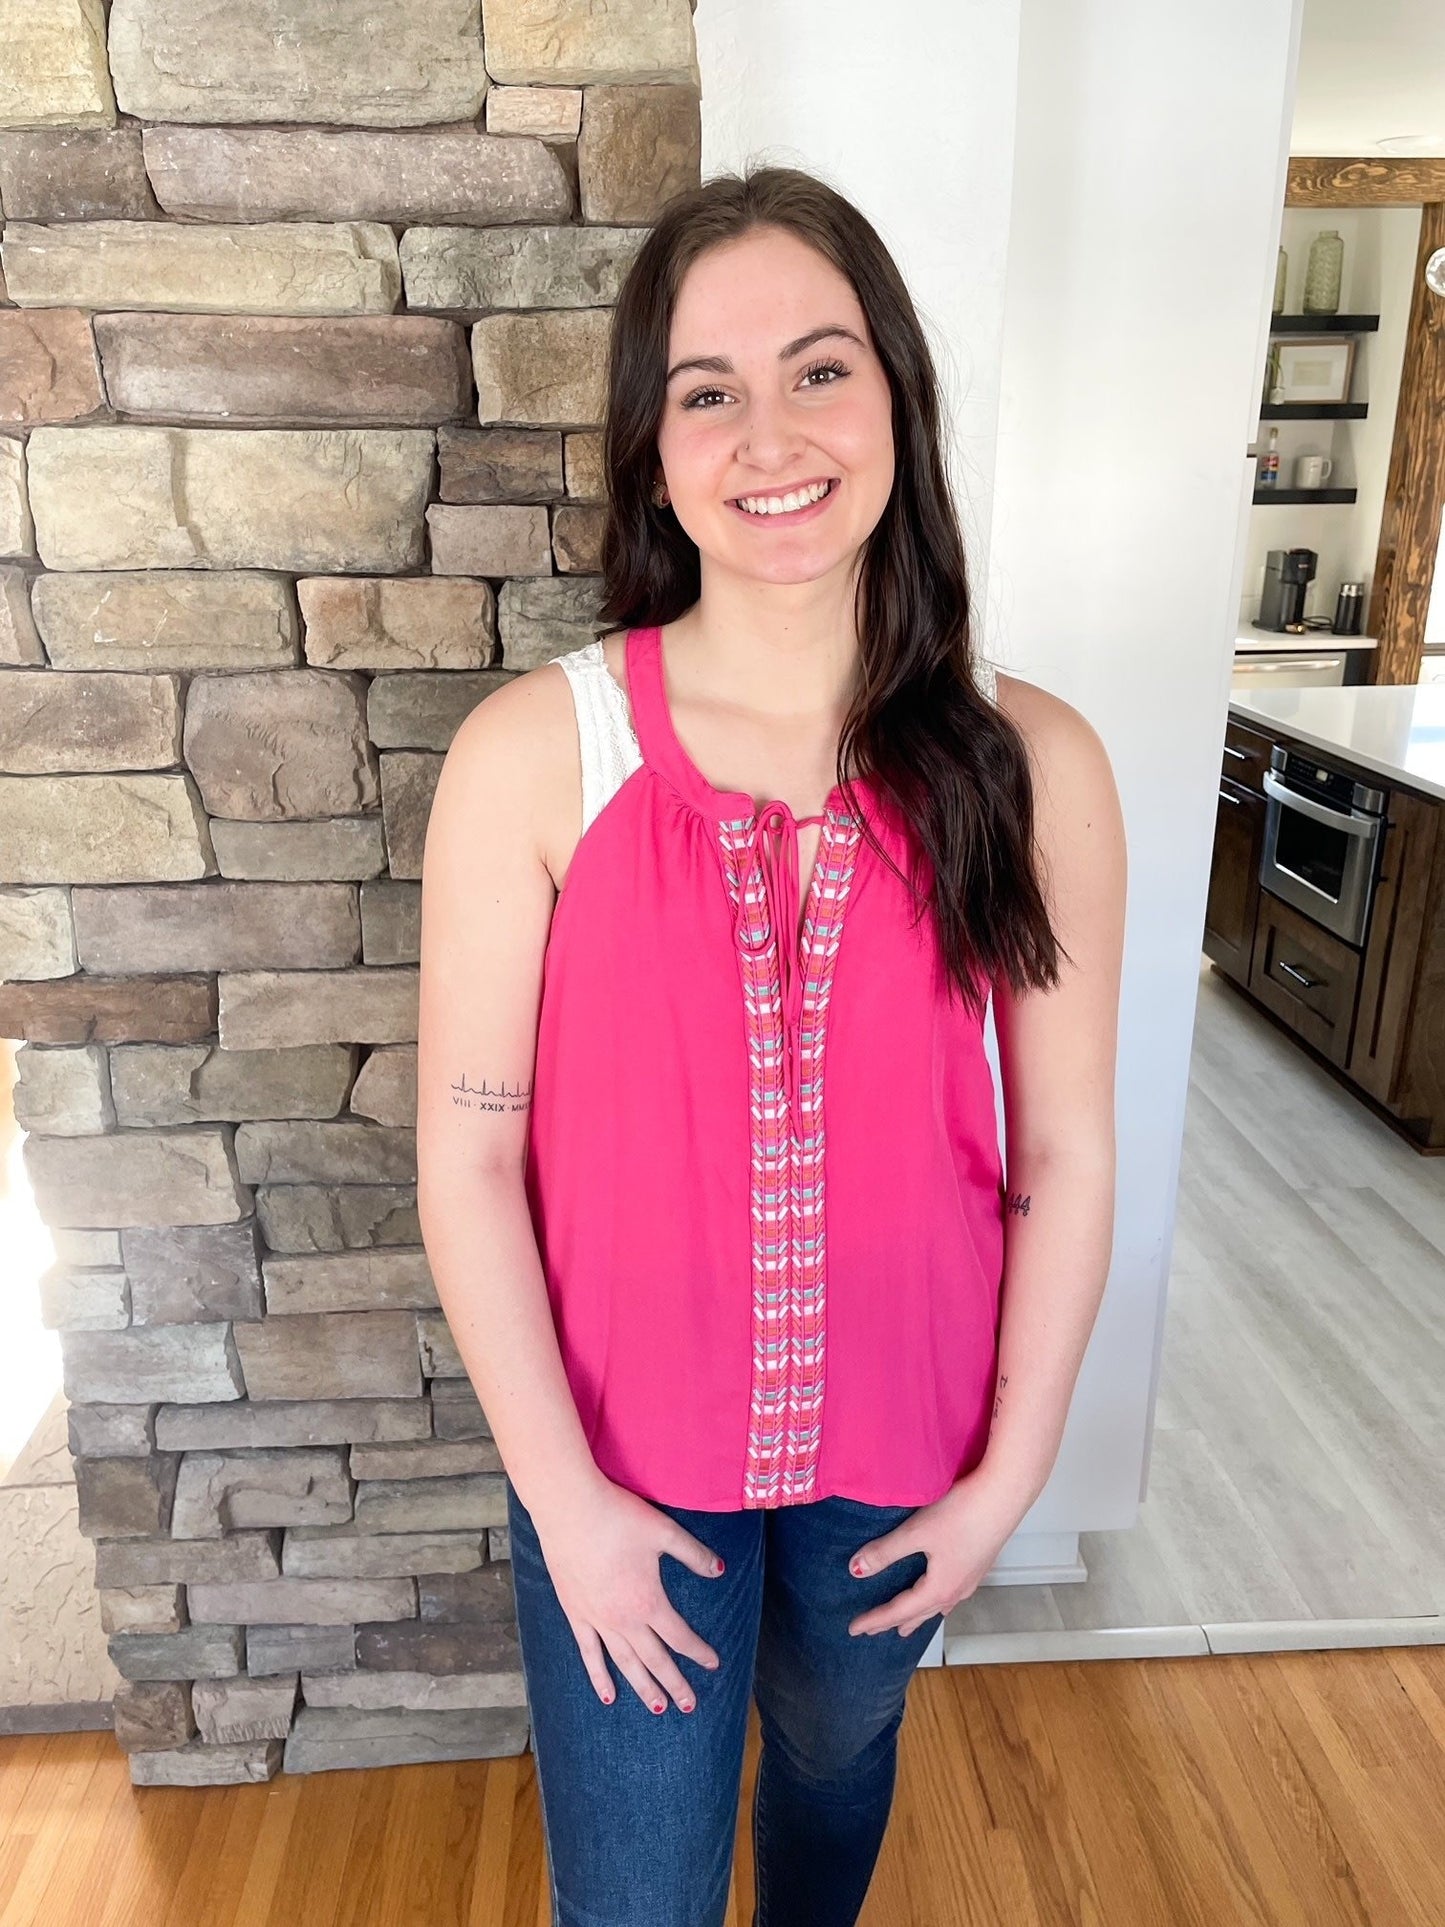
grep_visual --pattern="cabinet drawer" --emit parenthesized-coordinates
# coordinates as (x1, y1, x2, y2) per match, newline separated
(1221, 716, 1274, 796)
(1203, 775, 1265, 982)
(1248, 892, 1361, 1066)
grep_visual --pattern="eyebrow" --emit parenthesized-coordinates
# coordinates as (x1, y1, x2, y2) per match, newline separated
(665, 324, 866, 384)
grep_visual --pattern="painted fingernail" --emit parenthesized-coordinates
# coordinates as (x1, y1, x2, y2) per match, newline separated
(679, 1699, 695, 1713)
(651, 1700, 664, 1714)
(713, 1558, 725, 1574)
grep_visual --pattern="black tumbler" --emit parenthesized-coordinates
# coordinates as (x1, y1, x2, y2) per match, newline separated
(1332, 582, 1365, 636)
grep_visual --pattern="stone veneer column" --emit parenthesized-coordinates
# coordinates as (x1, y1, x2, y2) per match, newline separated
(0, 0, 700, 1783)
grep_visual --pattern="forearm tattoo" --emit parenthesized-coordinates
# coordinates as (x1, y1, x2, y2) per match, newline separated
(451, 1073, 532, 1115)
(992, 1372, 1008, 1423)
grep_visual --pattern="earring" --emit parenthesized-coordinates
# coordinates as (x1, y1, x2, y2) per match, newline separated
(652, 479, 670, 507)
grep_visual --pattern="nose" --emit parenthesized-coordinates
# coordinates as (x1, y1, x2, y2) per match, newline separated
(737, 392, 810, 468)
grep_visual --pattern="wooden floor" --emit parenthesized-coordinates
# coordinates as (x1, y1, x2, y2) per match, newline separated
(2, 1640, 1443, 1925)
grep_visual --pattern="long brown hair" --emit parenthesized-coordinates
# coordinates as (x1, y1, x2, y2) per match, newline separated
(595, 163, 1063, 1012)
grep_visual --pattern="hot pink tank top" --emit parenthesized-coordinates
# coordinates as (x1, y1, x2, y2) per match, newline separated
(523, 624, 1005, 1510)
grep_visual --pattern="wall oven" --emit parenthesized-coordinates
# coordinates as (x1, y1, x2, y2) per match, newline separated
(1259, 743, 1388, 949)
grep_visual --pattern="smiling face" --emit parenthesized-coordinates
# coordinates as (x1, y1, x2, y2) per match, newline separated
(654, 225, 896, 591)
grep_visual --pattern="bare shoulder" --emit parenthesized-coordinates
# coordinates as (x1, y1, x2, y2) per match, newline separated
(986, 673, 1125, 1153)
(991, 669, 1127, 936)
(443, 651, 575, 776)
(426, 652, 582, 890)
(992, 669, 1122, 831)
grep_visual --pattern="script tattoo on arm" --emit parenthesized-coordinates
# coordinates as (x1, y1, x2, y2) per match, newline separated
(992, 1371, 1009, 1424)
(1006, 1191, 1031, 1215)
(450, 1073, 533, 1116)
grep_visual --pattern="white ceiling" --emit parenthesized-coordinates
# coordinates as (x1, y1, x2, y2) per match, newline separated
(1292, 0, 1445, 154)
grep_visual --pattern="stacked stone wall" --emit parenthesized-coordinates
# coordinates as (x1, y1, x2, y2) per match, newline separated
(0, 0, 700, 1782)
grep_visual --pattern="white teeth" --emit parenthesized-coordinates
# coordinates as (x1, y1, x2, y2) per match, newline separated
(736, 480, 833, 516)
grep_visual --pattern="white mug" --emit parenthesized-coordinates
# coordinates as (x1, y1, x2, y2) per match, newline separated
(1295, 454, 1333, 489)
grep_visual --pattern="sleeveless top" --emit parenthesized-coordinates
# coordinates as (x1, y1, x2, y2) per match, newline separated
(522, 623, 1005, 1511)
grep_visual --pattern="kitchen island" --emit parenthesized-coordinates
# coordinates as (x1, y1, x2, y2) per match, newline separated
(1227, 681, 1445, 803)
(1205, 682, 1445, 1151)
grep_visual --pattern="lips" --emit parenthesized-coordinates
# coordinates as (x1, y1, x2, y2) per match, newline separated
(728, 477, 840, 519)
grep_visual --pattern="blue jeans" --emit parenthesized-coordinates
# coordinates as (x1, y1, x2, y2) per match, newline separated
(504, 1474, 945, 1927)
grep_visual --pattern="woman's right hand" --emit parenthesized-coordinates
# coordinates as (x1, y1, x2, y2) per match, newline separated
(530, 1475, 727, 1713)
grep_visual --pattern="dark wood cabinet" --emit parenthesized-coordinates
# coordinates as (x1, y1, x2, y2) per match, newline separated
(1217, 718, 1274, 793)
(1203, 717, 1275, 980)
(1347, 787, 1437, 1108)
(1203, 776, 1265, 980)
(1206, 708, 1445, 1150)
(1248, 892, 1360, 1066)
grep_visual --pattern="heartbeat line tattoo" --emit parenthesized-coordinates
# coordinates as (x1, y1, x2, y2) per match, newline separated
(1006, 1191, 1031, 1215)
(451, 1073, 533, 1114)
(993, 1372, 1008, 1423)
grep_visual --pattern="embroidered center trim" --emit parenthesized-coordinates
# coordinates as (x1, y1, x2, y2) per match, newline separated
(718, 800, 864, 1507)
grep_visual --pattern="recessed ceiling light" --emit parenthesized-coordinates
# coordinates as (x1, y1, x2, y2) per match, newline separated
(1375, 133, 1445, 154)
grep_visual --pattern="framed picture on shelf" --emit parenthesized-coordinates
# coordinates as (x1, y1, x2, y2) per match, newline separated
(1266, 335, 1357, 405)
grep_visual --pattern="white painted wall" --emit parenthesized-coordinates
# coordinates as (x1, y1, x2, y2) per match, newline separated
(987, 1, 1304, 1531)
(692, 0, 1022, 621)
(695, 1, 1305, 1553)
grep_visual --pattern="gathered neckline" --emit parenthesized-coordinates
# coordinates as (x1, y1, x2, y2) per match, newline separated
(624, 623, 874, 826)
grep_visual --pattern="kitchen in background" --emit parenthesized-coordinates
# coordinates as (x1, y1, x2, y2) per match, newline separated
(1213, 158, 1445, 1156)
(1137, 100, 1445, 1666)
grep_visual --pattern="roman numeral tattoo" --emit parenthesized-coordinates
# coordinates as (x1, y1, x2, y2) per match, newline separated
(451, 1073, 532, 1115)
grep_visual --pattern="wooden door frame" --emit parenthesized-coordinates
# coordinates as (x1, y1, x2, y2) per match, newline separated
(1286, 158, 1445, 683)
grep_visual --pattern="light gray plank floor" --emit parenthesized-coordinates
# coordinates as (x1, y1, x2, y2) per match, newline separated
(942, 955, 1445, 1664)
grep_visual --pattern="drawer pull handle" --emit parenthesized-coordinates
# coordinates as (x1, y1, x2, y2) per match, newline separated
(1279, 959, 1322, 991)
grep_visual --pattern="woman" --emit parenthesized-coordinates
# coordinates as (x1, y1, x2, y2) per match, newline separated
(417, 165, 1126, 1927)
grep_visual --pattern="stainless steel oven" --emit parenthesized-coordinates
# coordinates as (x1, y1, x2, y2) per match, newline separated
(1259, 743, 1387, 948)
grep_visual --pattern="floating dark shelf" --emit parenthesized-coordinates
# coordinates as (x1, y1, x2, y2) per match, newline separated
(1259, 401, 1368, 420)
(1268, 313, 1379, 333)
(1253, 486, 1357, 504)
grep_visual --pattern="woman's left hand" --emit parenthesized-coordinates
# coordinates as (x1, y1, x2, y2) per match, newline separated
(845, 1466, 1039, 1638)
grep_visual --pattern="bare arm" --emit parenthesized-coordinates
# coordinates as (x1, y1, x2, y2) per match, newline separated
(830, 674, 1130, 1638)
(976, 675, 1128, 1509)
(416, 665, 729, 1714)
(415, 667, 603, 1530)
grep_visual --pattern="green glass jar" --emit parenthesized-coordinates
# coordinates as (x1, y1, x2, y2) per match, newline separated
(1303, 230, 1343, 315)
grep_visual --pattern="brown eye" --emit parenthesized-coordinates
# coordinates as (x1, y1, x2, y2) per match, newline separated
(800, 357, 849, 386)
(680, 358, 849, 411)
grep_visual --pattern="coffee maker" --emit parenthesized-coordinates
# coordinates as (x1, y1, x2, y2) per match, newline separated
(1256, 548, 1317, 631)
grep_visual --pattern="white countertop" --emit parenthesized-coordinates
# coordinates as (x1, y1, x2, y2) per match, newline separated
(1235, 631, 1377, 654)
(1228, 683, 1445, 803)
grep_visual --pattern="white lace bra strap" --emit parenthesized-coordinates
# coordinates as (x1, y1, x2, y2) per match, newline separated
(976, 657, 998, 705)
(551, 639, 645, 835)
